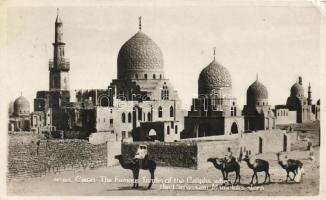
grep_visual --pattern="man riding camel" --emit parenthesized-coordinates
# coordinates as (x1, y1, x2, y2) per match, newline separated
(134, 144, 148, 168)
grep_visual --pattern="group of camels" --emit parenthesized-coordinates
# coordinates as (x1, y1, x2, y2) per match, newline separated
(114, 151, 303, 189)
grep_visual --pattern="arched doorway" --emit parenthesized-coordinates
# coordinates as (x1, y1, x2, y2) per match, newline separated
(198, 123, 210, 137)
(99, 96, 109, 107)
(231, 122, 238, 134)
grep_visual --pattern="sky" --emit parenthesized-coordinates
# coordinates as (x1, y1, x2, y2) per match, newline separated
(0, 1, 322, 110)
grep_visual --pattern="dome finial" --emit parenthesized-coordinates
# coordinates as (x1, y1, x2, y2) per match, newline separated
(256, 72, 258, 81)
(139, 16, 142, 31)
(57, 8, 59, 16)
(213, 47, 216, 61)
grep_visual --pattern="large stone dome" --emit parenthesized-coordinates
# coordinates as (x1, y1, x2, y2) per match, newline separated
(290, 83, 304, 98)
(13, 96, 30, 117)
(117, 31, 164, 79)
(198, 60, 232, 95)
(247, 80, 268, 106)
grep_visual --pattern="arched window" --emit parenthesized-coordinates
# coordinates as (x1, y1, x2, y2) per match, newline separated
(158, 106, 163, 118)
(144, 74, 148, 79)
(122, 113, 126, 123)
(128, 112, 132, 123)
(167, 126, 170, 135)
(135, 74, 138, 79)
(153, 74, 156, 79)
(175, 125, 178, 134)
(100, 96, 109, 107)
(170, 106, 174, 117)
(161, 84, 169, 100)
(160, 74, 162, 79)
(147, 112, 151, 122)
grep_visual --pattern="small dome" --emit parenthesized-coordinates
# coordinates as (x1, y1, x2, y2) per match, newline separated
(198, 60, 232, 95)
(247, 80, 268, 106)
(117, 31, 164, 79)
(290, 83, 304, 98)
(13, 96, 30, 117)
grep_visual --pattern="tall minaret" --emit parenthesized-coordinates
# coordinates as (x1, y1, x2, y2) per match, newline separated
(308, 82, 312, 105)
(49, 8, 70, 91)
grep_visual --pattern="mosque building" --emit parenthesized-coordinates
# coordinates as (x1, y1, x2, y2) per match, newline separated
(242, 76, 276, 131)
(28, 13, 185, 142)
(274, 76, 318, 124)
(181, 50, 244, 139)
(8, 10, 320, 144)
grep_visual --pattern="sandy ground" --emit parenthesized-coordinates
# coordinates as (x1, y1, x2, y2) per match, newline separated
(7, 147, 319, 196)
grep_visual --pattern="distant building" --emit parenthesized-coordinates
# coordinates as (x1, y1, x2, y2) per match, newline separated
(312, 99, 320, 121)
(286, 77, 314, 123)
(8, 96, 31, 132)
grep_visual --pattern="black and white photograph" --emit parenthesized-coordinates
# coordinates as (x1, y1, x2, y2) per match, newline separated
(1, 0, 325, 197)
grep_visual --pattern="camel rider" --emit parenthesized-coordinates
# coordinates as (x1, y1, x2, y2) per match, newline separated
(222, 147, 233, 169)
(134, 144, 148, 168)
(225, 147, 233, 163)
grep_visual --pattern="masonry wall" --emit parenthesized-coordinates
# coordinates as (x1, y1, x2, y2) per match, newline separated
(121, 142, 198, 169)
(197, 140, 240, 169)
(275, 109, 297, 125)
(8, 137, 107, 180)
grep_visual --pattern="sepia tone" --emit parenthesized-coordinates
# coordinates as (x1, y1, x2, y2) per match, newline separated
(4, 2, 322, 197)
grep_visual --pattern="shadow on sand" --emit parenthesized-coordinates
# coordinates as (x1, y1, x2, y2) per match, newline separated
(106, 186, 150, 191)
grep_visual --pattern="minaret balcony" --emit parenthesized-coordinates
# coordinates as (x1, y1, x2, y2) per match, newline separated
(49, 59, 70, 71)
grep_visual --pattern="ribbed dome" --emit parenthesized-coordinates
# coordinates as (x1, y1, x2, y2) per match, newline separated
(117, 31, 164, 79)
(247, 80, 268, 106)
(247, 80, 268, 99)
(198, 60, 232, 95)
(290, 83, 304, 98)
(13, 96, 30, 117)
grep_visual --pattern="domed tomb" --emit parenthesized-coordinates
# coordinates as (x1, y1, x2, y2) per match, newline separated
(13, 96, 30, 117)
(247, 79, 268, 106)
(117, 31, 164, 79)
(290, 82, 304, 98)
(198, 60, 232, 97)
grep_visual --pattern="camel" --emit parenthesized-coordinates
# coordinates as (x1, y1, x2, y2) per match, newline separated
(242, 155, 271, 185)
(276, 152, 303, 182)
(114, 155, 156, 189)
(207, 157, 241, 185)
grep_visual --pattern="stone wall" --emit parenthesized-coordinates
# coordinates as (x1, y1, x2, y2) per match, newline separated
(197, 140, 239, 169)
(8, 137, 107, 180)
(121, 142, 198, 169)
(122, 129, 297, 170)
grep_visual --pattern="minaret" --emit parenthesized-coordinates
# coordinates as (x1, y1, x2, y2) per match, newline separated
(49, 8, 70, 91)
(308, 82, 312, 105)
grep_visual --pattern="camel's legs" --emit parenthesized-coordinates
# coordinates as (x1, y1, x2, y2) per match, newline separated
(250, 174, 255, 184)
(268, 172, 271, 183)
(148, 168, 155, 189)
(132, 170, 136, 188)
(291, 171, 297, 181)
(264, 171, 267, 183)
(134, 169, 140, 188)
(233, 172, 238, 185)
(286, 171, 290, 182)
(255, 173, 259, 185)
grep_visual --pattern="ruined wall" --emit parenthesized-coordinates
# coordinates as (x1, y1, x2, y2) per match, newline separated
(121, 142, 198, 169)
(8, 137, 107, 180)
